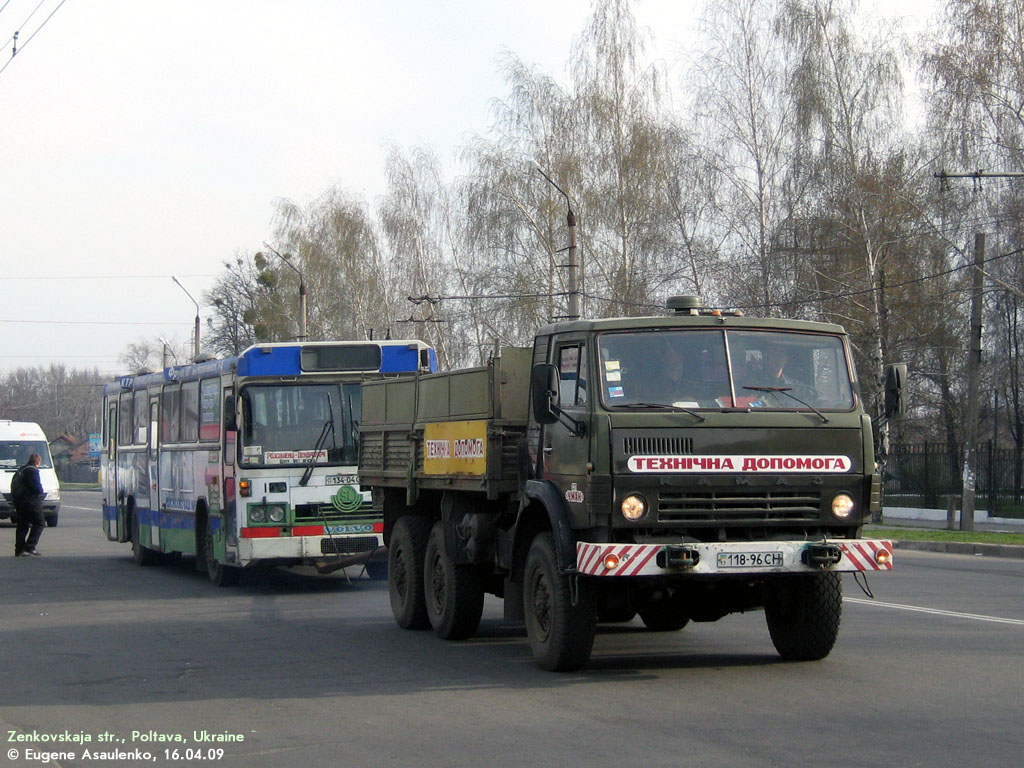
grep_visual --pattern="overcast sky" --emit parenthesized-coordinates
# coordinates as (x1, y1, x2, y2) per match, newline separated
(0, 0, 933, 377)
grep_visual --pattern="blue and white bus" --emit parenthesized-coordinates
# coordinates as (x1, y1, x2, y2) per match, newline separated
(101, 340, 437, 585)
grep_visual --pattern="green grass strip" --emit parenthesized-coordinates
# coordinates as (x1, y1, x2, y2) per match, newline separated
(864, 525, 1024, 546)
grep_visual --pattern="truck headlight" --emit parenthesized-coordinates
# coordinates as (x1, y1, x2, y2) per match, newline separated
(250, 507, 267, 523)
(48, 490, 61, 501)
(268, 505, 286, 523)
(831, 493, 855, 519)
(621, 494, 647, 521)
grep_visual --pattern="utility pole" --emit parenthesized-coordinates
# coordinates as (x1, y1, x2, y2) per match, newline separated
(172, 276, 201, 361)
(535, 166, 580, 321)
(960, 232, 985, 532)
(261, 243, 307, 341)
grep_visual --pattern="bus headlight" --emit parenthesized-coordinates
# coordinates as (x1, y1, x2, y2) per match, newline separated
(621, 494, 647, 521)
(831, 493, 855, 519)
(267, 505, 286, 523)
(250, 507, 267, 523)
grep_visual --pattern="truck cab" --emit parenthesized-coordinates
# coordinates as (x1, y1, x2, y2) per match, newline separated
(529, 303, 879, 549)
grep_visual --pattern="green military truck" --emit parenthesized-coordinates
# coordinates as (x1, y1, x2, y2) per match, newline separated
(358, 297, 901, 671)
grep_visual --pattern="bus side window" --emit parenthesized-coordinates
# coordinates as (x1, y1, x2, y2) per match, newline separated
(149, 400, 159, 459)
(107, 405, 117, 460)
(162, 384, 181, 444)
(118, 393, 133, 446)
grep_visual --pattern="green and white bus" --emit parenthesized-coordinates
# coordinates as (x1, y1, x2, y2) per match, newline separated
(101, 340, 436, 585)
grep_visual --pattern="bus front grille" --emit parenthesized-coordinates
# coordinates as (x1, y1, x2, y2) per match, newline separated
(320, 536, 380, 555)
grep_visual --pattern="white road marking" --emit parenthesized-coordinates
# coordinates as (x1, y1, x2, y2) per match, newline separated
(845, 597, 1024, 626)
(61, 505, 99, 512)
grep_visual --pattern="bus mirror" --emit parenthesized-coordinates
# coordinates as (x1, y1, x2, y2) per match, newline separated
(224, 395, 237, 431)
(531, 364, 560, 425)
(883, 363, 906, 420)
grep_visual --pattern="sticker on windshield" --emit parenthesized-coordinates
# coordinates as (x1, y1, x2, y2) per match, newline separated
(608, 386, 624, 398)
(605, 360, 620, 371)
(264, 449, 328, 464)
(243, 446, 262, 456)
(606, 371, 621, 382)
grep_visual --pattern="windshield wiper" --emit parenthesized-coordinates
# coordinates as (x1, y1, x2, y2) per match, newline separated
(742, 386, 829, 423)
(611, 401, 706, 422)
(300, 393, 337, 487)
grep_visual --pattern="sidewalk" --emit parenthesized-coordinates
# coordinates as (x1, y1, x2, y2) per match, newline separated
(873, 506, 1024, 560)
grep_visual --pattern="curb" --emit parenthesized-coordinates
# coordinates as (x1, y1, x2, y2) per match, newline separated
(891, 540, 1024, 560)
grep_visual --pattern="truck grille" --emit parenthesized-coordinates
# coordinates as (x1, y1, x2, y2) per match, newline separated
(624, 437, 693, 455)
(320, 536, 380, 555)
(657, 489, 821, 524)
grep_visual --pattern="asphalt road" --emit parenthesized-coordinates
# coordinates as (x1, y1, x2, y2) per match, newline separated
(1, 491, 1022, 768)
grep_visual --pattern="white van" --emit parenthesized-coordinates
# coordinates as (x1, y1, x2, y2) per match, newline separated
(0, 421, 61, 526)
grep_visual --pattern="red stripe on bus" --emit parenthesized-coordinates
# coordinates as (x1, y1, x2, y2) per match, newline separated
(292, 525, 325, 536)
(241, 527, 281, 538)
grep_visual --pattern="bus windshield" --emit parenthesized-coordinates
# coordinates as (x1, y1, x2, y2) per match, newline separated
(598, 329, 855, 411)
(0, 441, 53, 469)
(239, 382, 360, 467)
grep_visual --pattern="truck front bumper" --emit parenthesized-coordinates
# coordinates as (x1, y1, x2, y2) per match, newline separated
(576, 539, 893, 577)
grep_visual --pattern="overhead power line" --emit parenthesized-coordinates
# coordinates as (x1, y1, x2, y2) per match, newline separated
(0, 273, 218, 281)
(0, 0, 68, 78)
(0, 319, 192, 326)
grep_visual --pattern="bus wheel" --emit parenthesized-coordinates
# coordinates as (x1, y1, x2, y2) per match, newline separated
(131, 509, 159, 567)
(388, 515, 431, 630)
(523, 532, 596, 672)
(205, 524, 240, 587)
(423, 521, 484, 640)
(765, 572, 842, 661)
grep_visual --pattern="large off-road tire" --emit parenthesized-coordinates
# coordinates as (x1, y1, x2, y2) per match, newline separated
(206, 523, 240, 587)
(131, 509, 160, 566)
(765, 572, 842, 661)
(523, 532, 597, 672)
(388, 515, 432, 630)
(423, 521, 485, 640)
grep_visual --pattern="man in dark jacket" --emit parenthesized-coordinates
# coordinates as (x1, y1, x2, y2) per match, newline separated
(14, 453, 45, 556)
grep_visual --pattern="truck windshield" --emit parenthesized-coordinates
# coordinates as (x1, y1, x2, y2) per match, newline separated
(0, 441, 54, 469)
(239, 382, 360, 467)
(598, 329, 854, 411)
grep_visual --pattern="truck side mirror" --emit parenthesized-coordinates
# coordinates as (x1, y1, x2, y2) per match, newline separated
(531, 364, 560, 425)
(883, 363, 906, 420)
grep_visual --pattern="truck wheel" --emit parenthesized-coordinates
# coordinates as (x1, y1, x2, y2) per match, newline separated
(523, 532, 597, 672)
(388, 516, 432, 630)
(206, 525, 240, 587)
(639, 604, 690, 632)
(131, 511, 160, 567)
(765, 572, 842, 661)
(45, 513, 58, 527)
(423, 521, 484, 640)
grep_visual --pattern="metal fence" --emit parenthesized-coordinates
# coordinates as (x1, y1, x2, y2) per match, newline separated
(885, 442, 1024, 518)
